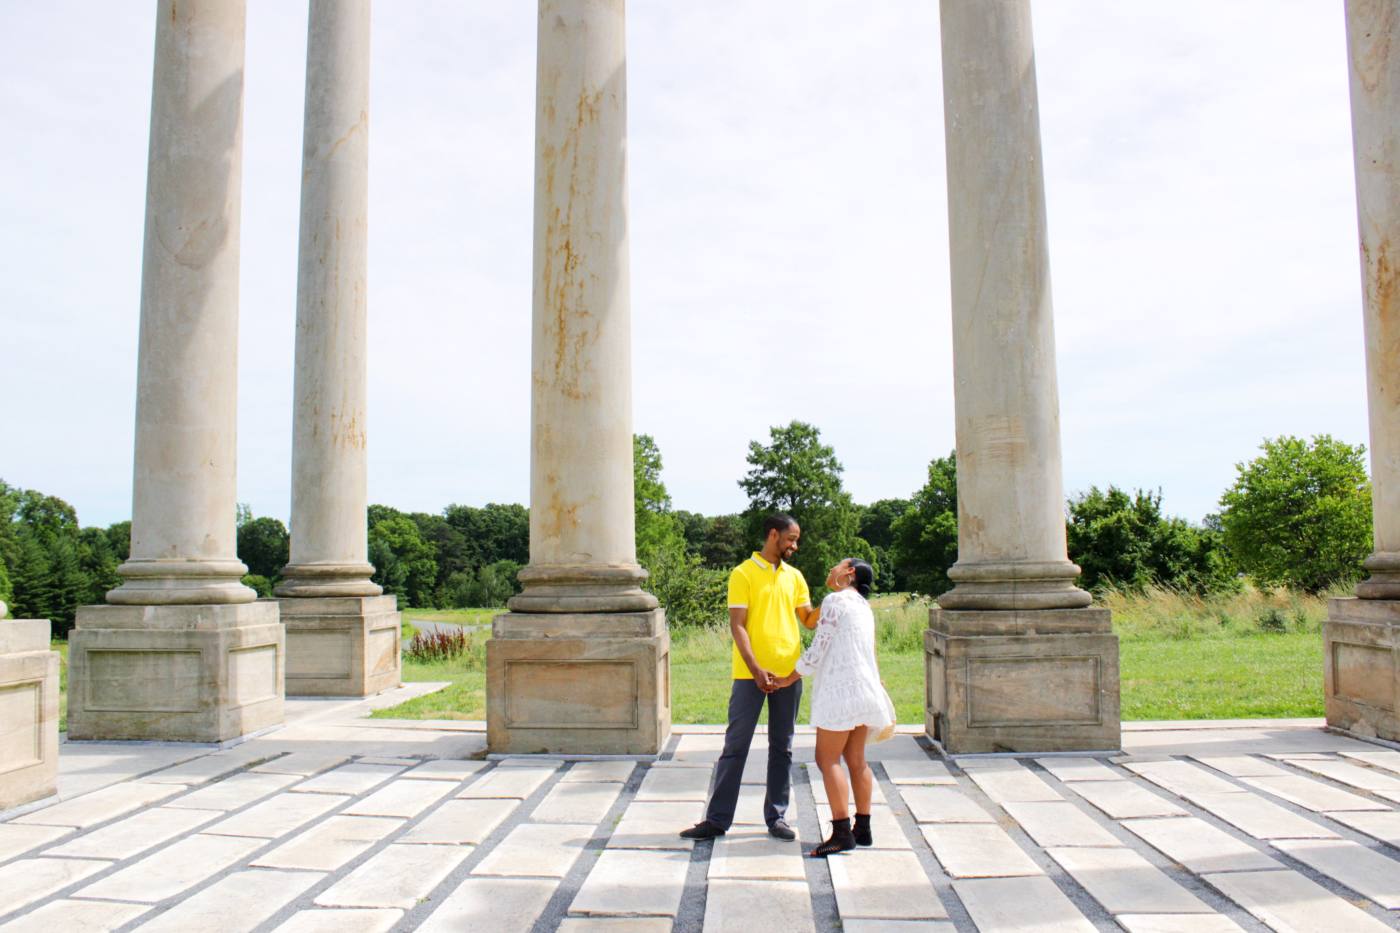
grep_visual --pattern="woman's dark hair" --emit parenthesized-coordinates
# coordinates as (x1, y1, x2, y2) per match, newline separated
(846, 558, 875, 599)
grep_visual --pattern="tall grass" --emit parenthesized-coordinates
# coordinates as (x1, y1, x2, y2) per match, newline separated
(1098, 582, 1339, 640)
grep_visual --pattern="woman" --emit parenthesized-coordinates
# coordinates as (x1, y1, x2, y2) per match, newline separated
(774, 557, 895, 857)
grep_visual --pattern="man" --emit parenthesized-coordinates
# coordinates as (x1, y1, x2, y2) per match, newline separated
(680, 513, 818, 841)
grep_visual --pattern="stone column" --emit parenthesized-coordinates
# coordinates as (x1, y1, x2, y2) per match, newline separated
(68, 0, 283, 742)
(274, 0, 400, 698)
(1326, 0, 1400, 741)
(0, 603, 59, 812)
(487, 0, 670, 754)
(924, 0, 1118, 753)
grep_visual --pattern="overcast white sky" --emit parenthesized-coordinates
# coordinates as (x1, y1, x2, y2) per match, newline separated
(0, 2, 1369, 531)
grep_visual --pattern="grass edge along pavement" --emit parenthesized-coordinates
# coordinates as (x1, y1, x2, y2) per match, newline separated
(375, 586, 1329, 723)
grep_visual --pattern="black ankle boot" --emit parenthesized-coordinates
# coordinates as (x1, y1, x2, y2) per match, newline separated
(853, 812, 872, 847)
(808, 817, 857, 858)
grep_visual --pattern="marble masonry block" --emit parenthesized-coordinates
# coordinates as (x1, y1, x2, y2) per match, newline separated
(925, 608, 1120, 754)
(0, 618, 60, 811)
(279, 595, 401, 697)
(67, 601, 283, 742)
(487, 609, 670, 755)
(1324, 597, 1400, 741)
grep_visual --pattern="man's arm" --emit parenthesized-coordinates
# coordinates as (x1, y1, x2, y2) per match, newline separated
(730, 607, 775, 692)
(797, 604, 819, 630)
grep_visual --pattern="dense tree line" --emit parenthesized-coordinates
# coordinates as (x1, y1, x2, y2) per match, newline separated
(0, 430, 1374, 635)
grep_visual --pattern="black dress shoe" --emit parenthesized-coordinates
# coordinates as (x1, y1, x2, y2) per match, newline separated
(679, 821, 726, 840)
(768, 818, 796, 840)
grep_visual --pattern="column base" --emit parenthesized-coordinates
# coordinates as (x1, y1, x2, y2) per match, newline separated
(68, 601, 284, 743)
(925, 607, 1120, 753)
(274, 563, 383, 598)
(487, 609, 670, 754)
(508, 563, 659, 613)
(938, 560, 1093, 611)
(279, 595, 402, 697)
(1324, 597, 1400, 741)
(0, 620, 59, 810)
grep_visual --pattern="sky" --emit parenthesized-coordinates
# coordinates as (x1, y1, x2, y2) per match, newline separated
(0, 2, 1370, 532)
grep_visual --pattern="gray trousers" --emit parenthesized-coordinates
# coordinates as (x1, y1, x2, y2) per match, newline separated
(704, 678, 803, 830)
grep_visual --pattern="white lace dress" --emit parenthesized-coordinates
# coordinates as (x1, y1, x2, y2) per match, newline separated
(796, 588, 895, 733)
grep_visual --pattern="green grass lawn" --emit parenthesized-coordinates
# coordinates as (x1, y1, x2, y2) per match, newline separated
(370, 591, 1327, 723)
(55, 640, 68, 732)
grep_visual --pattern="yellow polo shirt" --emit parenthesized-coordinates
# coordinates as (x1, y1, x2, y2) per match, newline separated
(727, 552, 811, 680)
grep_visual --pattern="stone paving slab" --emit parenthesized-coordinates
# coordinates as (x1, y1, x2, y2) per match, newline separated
(342, 774, 455, 818)
(953, 875, 1094, 931)
(472, 821, 594, 877)
(920, 823, 1042, 878)
(1187, 790, 1340, 840)
(419, 877, 558, 933)
(134, 867, 324, 932)
(253, 815, 405, 871)
(555, 919, 673, 932)
(12, 781, 186, 829)
(458, 764, 556, 799)
(315, 842, 473, 909)
(1191, 755, 1292, 778)
(634, 764, 711, 802)
(881, 759, 956, 785)
(607, 800, 700, 849)
(898, 786, 993, 823)
(1035, 756, 1122, 782)
(707, 826, 805, 880)
(203, 792, 343, 839)
(1121, 816, 1282, 873)
(399, 797, 519, 846)
(704, 879, 815, 932)
(1341, 749, 1400, 775)
(841, 922, 955, 933)
(1240, 774, 1390, 812)
(828, 848, 949, 920)
(78, 832, 264, 902)
(1122, 759, 1245, 798)
(999, 800, 1123, 848)
(292, 763, 403, 796)
(1272, 837, 1400, 908)
(166, 771, 301, 811)
(48, 804, 222, 859)
(0, 856, 112, 914)
(1115, 914, 1246, 932)
(1067, 778, 1188, 819)
(401, 759, 488, 781)
(1282, 756, 1400, 793)
(0, 823, 71, 862)
(1202, 868, 1394, 932)
(0, 898, 151, 933)
(570, 848, 691, 917)
(532, 781, 623, 823)
(961, 762, 1062, 803)
(1046, 845, 1213, 914)
(561, 760, 637, 783)
(251, 752, 351, 777)
(272, 908, 403, 933)
(1329, 808, 1400, 846)
(142, 747, 278, 785)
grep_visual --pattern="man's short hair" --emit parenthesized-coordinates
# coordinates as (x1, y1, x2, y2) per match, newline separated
(762, 513, 796, 539)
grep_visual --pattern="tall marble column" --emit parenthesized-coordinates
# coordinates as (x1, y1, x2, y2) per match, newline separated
(487, 0, 670, 754)
(924, 0, 1118, 752)
(275, 0, 400, 698)
(68, 0, 283, 742)
(1325, 0, 1400, 741)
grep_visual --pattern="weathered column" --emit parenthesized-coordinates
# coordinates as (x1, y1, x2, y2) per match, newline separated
(487, 0, 670, 754)
(924, 0, 1118, 752)
(68, 0, 283, 742)
(275, 0, 400, 698)
(0, 603, 59, 812)
(1326, 0, 1400, 741)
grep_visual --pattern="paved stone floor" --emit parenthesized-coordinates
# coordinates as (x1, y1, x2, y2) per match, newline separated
(2, 687, 1400, 931)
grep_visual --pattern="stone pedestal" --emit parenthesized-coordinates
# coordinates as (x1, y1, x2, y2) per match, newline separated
(0, 618, 59, 811)
(282, 595, 400, 697)
(68, 602, 283, 743)
(487, 610, 670, 755)
(1325, 597, 1399, 741)
(926, 608, 1120, 753)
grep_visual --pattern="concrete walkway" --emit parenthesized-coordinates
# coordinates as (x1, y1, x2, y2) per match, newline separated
(2, 694, 1399, 931)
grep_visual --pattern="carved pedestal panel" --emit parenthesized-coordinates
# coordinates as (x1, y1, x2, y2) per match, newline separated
(68, 602, 283, 743)
(1325, 597, 1400, 741)
(926, 607, 1120, 754)
(280, 595, 401, 697)
(0, 619, 59, 810)
(487, 609, 670, 755)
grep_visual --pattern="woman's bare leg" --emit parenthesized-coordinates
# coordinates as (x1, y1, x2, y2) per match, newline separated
(814, 728, 852, 821)
(843, 726, 873, 814)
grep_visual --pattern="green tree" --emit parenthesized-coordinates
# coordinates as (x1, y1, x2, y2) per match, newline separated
(739, 422, 869, 597)
(368, 512, 439, 607)
(634, 434, 687, 566)
(237, 516, 290, 581)
(1067, 486, 1236, 594)
(77, 526, 122, 604)
(890, 453, 959, 598)
(1219, 435, 1373, 592)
